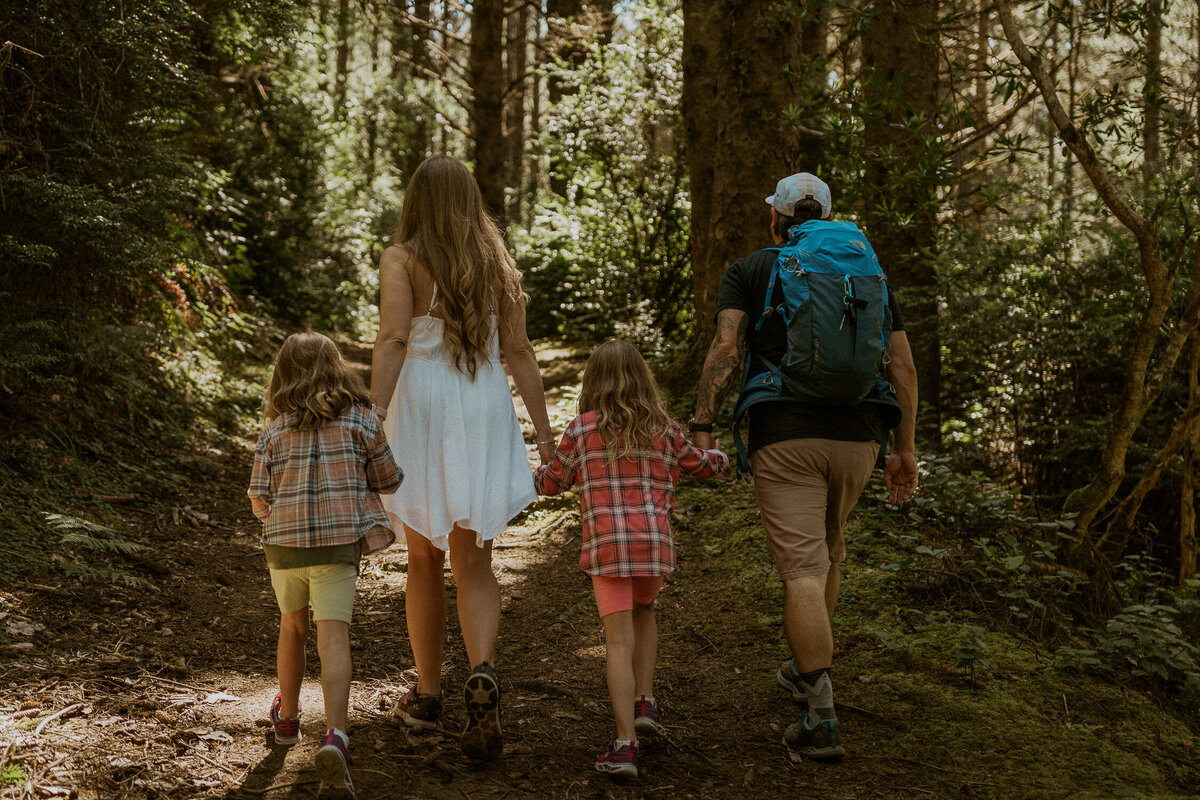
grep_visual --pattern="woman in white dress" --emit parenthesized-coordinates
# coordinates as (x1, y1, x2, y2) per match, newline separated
(370, 156, 555, 762)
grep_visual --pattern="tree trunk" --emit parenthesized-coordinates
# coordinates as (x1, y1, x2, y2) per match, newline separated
(333, 0, 351, 117)
(1143, 0, 1163, 185)
(682, 0, 802, 347)
(546, 0, 584, 197)
(996, 0, 1179, 552)
(470, 0, 507, 221)
(1181, 337, 1199, 584)
(861, 0, 942, 441)
(505, 4, 529, 225)
(406, 0, 433, 181)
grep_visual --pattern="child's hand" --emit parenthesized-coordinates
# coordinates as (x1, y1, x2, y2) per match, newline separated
(250, 496, 270, 521)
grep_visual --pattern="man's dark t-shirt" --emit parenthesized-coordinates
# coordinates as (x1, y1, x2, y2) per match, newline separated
(715, 247, 905, 455)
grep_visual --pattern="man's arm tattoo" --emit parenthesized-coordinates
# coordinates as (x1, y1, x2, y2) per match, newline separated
(695, 311, 748, 423)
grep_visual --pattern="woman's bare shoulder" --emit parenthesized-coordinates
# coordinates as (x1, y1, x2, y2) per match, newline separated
(380, 243, 413, 272)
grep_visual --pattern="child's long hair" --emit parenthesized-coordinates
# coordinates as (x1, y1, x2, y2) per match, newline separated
(264, 332, 371, 429)
(578, 340, 670, 461)
(393, 155, 526, 380)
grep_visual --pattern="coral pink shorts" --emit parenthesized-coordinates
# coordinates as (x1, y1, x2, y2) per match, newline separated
(590, 574, 665, 618)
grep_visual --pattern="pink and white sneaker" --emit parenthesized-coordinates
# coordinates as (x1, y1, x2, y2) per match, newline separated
(315, 729, 355, 795)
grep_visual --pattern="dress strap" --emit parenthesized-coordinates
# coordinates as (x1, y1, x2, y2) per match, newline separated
(428, 283, 439, 314)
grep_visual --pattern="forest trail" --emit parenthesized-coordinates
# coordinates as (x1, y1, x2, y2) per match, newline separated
(2, 343, 1197, 800)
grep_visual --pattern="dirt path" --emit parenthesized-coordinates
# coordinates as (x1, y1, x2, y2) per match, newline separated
(5, 345, 1196, 799)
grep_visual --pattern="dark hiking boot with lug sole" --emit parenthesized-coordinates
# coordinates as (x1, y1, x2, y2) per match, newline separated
(776, 656, 809, 708)
(397, 688, 442, 731)
(461, 662, 503, 762)
(782, 712, 845, 762)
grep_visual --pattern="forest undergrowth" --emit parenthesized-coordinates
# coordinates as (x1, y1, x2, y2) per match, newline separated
(1, 342, 1197, 800)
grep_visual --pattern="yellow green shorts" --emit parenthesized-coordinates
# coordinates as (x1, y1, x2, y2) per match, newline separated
(268, 562, 357, 623)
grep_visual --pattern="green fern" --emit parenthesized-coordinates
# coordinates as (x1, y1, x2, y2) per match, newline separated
(43, 513, 155, 589)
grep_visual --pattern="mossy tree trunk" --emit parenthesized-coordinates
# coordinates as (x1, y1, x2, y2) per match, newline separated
(470, 0, 506, 221)
(681, 0, 801, 348)
(860, 0, 942, 442)
(996, 0, 1200, 558)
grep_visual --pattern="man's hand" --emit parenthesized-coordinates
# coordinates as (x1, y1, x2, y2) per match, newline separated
(883, 452, 919, 505)
(692, 432, 716, 450)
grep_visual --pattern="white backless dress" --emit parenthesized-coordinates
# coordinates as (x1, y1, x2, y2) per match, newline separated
(381, 287, 537, 550)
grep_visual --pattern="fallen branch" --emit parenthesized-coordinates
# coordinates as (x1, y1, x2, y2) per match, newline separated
(33, 704, 83, 738)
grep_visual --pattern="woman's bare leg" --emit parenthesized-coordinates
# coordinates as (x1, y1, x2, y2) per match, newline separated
(404, 525, 448, 694)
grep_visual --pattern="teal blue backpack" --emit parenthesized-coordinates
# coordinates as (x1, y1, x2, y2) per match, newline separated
(732, 220, 899, 471)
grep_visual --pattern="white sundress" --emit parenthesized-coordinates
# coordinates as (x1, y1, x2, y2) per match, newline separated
(381, 288, 537, 550)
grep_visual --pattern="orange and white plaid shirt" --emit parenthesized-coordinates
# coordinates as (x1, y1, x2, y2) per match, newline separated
(248, 405, 403, 554)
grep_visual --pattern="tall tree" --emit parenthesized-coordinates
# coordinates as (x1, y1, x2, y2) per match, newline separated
(860, 0, 942, 437)
(996, 0, 1200, 556)
(682, 0, 802, 342)
(470, 0, 506, 219)
(505, 4, 530, 224)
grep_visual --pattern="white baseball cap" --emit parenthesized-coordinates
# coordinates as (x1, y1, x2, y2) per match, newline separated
(765, 172, 831, 218)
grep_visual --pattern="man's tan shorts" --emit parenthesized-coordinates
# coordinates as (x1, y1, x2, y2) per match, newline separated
(269, 563, 357, 623)
(750, 438, 879, 581)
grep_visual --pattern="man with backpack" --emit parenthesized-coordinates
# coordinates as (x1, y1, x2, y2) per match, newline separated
(689, 172, 918, 760)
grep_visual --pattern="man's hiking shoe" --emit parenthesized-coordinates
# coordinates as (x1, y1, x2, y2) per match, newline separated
(461, 662, 503, 762)
(782, 713, 845, 761)
(314, 729, 355, 795)
(398, 688, 442, 731)
(594, 739, 639, 779)
(776, 657, 808, 705)
(270, 693, 302, 745)
(633, 696, 666, 739)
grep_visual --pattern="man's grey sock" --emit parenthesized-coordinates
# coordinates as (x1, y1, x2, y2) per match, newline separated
(799, 668, 837, 722)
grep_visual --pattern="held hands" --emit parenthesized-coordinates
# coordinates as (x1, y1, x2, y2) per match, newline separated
(883, 452, 919, 505)
(692, 431, 716, 451)
(537, 439, 557, 465)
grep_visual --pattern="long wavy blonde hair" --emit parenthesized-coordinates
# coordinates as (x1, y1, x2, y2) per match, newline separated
(264, 332, 371, 429)
(578, 340, 671, 462)
(394, 156, 526, 379)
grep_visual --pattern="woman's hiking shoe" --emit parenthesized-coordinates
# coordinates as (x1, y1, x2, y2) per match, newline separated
(633, 696, 666, 739)
(398, 688, 442, 731)
(776, 657, 808, 705)
(314, 729, 355, 795)
(461, 662, 503, 762)
(269, 693, 302, 745)
(594, 739, 639, 779)
(782, 713, 845, 761)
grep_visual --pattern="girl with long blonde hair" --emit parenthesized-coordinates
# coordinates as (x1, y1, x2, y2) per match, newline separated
(370, 156, 554, 762)
(250, 332, 403, 795)
(535, 340, 730, 779)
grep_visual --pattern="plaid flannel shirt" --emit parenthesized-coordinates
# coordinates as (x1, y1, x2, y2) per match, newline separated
(248, 404, 403, 554)
(534, 412, 730, 577)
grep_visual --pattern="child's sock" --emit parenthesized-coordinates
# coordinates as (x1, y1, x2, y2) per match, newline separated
(613, 738, 635, 749)
(639, 695, 656, 706)
(798, 668, 836, 722)
(327, 727, 349, 747)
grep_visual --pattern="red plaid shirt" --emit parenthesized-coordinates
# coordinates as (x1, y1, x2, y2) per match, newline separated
(248, 405, 403, 554)
(534, 412, 730, 577)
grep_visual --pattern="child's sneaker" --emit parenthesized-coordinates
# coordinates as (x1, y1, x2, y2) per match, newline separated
(461, 662, 503, 762)
(269, 693, 302, 745)
(314, 729, 355, 795)
(782, 712, 845, 761)
(633, 696, 666, 739)
(397, 688, 442, 731)
(594, 739, 638, 779)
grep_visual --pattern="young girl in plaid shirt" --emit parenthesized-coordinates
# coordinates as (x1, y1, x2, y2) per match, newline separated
(535, 340, 730, 778)
(248, 332, 403, 796)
